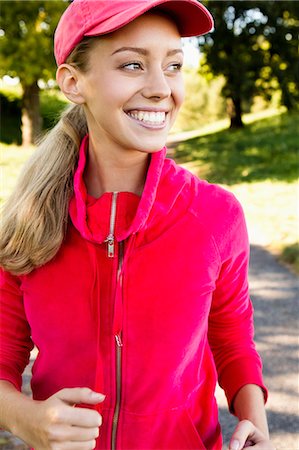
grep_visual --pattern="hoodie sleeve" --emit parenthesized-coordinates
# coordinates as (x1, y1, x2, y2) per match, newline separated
(0, 268, 33, 391)
(207, 191, 267, 412)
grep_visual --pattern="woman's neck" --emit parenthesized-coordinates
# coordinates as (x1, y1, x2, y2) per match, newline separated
(84, 137, 150, 198)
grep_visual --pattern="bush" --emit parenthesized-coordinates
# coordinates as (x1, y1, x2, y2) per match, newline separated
(40, 90, 68, 130)
(280, 243, 299, 274)
(0, 87, 68, 145)
(0, 92, 22, 145)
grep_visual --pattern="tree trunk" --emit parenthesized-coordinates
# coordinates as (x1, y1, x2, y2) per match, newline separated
(279, 76, 296, 111)
(21, 81, 42, 146)
(227, 97, 244, 129)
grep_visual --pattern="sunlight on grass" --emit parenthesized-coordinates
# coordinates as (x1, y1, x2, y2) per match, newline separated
(223, 182, 298, 250)
(168, 107, 286, 142)
(0, 143, 35, 204)
(175, 111, 298, 184)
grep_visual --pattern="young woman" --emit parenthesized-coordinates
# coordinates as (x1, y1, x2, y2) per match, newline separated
(0, 1, 274, 449)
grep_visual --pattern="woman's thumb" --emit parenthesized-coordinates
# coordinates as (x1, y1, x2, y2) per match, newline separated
(56, 387, 106, 405)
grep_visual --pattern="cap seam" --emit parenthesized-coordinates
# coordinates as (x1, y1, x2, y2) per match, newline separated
(82, 0, 93, 35)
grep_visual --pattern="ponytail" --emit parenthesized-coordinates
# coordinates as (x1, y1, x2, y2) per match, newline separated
(0, 104, 87, 274)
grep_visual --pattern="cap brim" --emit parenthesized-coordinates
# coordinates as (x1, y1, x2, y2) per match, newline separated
(85, 0, 214, 38)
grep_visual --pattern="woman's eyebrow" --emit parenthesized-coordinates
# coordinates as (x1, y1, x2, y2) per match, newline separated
(111, 46, 183, 57)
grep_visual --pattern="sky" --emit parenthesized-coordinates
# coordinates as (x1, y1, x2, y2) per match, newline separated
(182, 38, 201, 68)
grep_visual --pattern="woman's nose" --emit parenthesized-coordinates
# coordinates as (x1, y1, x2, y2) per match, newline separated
(142, 69, 171, 100)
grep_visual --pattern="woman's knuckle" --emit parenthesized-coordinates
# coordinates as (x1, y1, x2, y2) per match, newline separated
(47, 428, 56, 441)
(46, 406, 60, 423)
(90, 439, 97, 449)
(240, 418, 252, 427)
(82, 387, 92, 396)
(81, 440, 97, 450)
(58, 387, 68, 396)
(47, 425, 65, 442)
(51, 444, 61, 450)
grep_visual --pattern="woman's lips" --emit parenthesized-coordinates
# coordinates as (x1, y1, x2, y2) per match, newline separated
(125, 109, 167, 128)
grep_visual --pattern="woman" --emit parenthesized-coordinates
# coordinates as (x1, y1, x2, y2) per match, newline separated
(0, 1, 274, 449)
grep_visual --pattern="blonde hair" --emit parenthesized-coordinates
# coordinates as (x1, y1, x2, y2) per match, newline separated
(0, 37, 99, 275)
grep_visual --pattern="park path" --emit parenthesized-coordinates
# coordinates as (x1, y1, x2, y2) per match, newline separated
(0, 244, 298, 449)
(216, 244, 299, 450)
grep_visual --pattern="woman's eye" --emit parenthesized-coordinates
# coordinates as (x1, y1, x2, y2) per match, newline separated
(121, 62, 142, 71)
(167, 63, 183, 72)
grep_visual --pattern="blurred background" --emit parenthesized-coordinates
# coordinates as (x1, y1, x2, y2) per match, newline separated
(0, 1, 298, 449)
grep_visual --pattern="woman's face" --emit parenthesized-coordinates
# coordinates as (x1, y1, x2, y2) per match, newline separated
(75, 12, 185, 155)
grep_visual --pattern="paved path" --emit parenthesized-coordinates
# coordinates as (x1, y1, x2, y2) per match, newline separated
(217, 245, 299, 450)
(1, 245, 298, 449)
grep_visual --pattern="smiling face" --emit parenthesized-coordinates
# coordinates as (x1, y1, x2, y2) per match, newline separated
(70, 13, 185, 156)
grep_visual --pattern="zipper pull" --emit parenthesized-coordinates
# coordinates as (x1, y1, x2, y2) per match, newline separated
(106, 235, 115, 258)
(115, 334, 123, 347)
(106, 192, 118, 258)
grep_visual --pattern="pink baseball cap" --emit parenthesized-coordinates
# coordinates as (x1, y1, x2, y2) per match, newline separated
(54, 0, 214, 66)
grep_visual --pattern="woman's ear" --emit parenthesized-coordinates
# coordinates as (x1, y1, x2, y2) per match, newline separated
(56, 64, 85, 104)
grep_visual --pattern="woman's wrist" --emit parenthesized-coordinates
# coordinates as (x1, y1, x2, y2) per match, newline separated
(0, 381, 36, 443)
(233, 384, 269, 438)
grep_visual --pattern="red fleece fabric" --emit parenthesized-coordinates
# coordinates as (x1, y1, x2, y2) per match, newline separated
(0, 135, 267, 449)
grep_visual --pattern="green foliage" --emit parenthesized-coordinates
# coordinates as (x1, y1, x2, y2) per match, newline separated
(40, 90, 68, 130)
(174, 111, 299, 184)
(0, 1, 68, 86)
(199, 1, 299, 119)
(173, 68, 226, 132)
(280, 244, 299, 274)
(0, 87, 67, 144)
(256, 1, 299, 110)
(200, 2, 263, 99)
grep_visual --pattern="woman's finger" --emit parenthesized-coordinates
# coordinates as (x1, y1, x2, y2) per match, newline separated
(47, 423, 100, 442)
(63, 406, 102, 428)
(229, 419, 266, 450)
(44, 440, 97, 450)
(55, 387, 105, 407)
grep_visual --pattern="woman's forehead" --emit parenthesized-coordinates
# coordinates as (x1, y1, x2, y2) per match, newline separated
(100, 12, 182, 49)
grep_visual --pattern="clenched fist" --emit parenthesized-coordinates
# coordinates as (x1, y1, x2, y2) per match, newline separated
(15, 387, 105, 450)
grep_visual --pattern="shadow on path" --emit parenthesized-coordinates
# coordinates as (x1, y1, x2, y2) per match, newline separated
(218, 244, 299, 449)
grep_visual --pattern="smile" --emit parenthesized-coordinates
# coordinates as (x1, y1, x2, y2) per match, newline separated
(125, 110, 166, 127)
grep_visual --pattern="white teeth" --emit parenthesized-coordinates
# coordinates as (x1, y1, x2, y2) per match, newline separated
(127, 110, 166, 125)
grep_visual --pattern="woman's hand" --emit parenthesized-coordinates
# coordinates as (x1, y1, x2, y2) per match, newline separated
(229, 419, 276, 450)
(15, 387, 105, 450)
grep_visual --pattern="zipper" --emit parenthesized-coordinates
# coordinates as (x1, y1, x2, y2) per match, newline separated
(111, 240, 124, 450)
(111, 334, 122, 450)
(105, 192, 118, 258)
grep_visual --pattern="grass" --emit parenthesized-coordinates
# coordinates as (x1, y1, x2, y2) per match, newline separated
(174, 110, 299, 273)
(1, 109, 298, 273)
(222, 182, 298, 273)
(0, 143, 34, 204)
(174, 110, 298, 185)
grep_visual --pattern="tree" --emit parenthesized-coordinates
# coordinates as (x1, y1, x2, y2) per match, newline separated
(0, 1, 68, 146)
(257, 1, 299, 111)
(199, 1, 299, 128)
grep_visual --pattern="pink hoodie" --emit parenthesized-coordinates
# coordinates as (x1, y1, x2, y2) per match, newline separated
(0, 135, 267, 449)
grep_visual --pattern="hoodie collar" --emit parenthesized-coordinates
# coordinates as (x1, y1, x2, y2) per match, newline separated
(69, 134, 167, 244)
